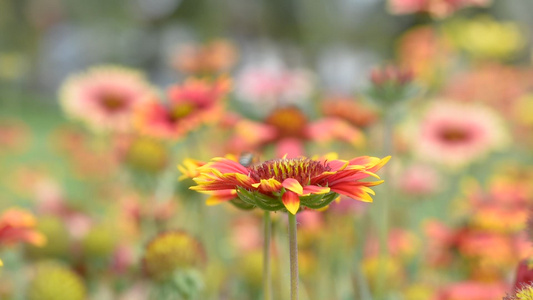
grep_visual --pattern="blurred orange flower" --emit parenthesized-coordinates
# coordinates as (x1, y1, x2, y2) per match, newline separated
(0, 208, 46, 257)
(173, 39, 238, 75)
(230, 106, 366, 158)
(135, 77, 231, 140)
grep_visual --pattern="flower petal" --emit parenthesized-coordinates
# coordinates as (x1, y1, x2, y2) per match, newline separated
(251, 178, 283, 193)
(199, 157, 248, 174)
(282, 191, 300, 215)
(205, 190, 238, 205)
(282, 178, 304, 195)
(302, 185, 330, 195)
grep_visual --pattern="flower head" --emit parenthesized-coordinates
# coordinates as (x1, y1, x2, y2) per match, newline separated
(504, 283, 533, 300)
(143, 230, 206, 280)
(172, 39, 238, 75)
(27, 261, 86, 300)
(411, 101, 508, 168)
(435, 281, 508, 300)
(122, 137, 169, 173)
(368, 65, 415, 104)
(191, 154, 389, 214)
(27, 262, 87, 300)
(0, 208, 46, 247)
(444, 16, 524, 60)
(388, 0, 492, 18)
(321, 96, 378, 128)
(513, 260, 533, 291)
(230, 106, 365, 158)
(59, 65, 157, 133)
(236, 62, 313, 113)
(135, 77, 231, 139)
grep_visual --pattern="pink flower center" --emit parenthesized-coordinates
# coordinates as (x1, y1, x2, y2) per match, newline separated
(249, 158, 330, 185)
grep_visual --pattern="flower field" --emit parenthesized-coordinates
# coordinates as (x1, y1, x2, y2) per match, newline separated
(1, 0, 533, 299)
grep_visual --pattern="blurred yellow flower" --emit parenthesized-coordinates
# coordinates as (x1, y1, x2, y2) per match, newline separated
(143, 230, 206, 280)
(445, 16, 524, 60)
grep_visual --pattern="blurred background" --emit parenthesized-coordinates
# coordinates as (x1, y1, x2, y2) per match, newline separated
(2, 0, 533, 299)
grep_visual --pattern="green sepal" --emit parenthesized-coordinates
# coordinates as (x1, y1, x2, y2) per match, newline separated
(229, 197, 256, 210)
(301, 192, 339, 210)
(236, 187, 284, 212)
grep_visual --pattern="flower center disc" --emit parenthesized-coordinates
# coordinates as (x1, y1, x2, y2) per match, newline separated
(265, 107, 308, 138)
(250, 158, 330, 185)
(170, 103, 196, 121)
(100, 93, 127, 113)
(439, 127, 470, 143)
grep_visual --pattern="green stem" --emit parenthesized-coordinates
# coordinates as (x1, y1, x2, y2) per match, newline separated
(263, 211, 272, 300)
(288, 213, 299, 300)
(375, 108, 394, 298)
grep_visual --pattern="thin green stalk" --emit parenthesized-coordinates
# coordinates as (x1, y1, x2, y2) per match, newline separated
(288, 213, 299, 300)
(263, 211, 272, 300)
(376, 109, 394, 298)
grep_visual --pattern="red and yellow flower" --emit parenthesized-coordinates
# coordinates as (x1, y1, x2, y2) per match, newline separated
(0, 208, 46, 247)
(135, 76, 231, 140)
(0, 208, 46, 266)
(190, 154, 390, 214)
(228, 106, 366, 158)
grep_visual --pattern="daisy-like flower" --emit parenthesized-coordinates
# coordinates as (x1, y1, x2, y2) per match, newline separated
(60, 65, 157, 133)
(172, 39, 238, 75)
(0, 208, 46, 247)
(388, 0, 492, 19)
(236, 62, 313, 113)
(230, 106, 366, 158)
(444, 16, 524, 61)
(396, 26, 453, 86)
(321, 95, 378, 128)
(27, 261, 86, 300)
(135, 77, 231, 140)
(411, 101, 508, 168)
(190, 154, 389, 215)
(143, 230, 206, 280)
(435, 281, 508, 300)
(513, 260, 533, 291)
(0, 208, 46, 266)
(504, 283, 533, 300)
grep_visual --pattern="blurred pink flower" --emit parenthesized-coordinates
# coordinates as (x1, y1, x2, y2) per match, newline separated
(328, 196, 370, 215)
(236, 63, 313, 110)
(60, 65, 157, 133)
(296, 210, 324, 231)
(412, 101, 508, 168)
(435, 281, 509, 300)
(443, 64, 533, 119)
(111, 244, 135, 274)
(423, 219, 456, 266)
(365, 228, 420, 259)
(231, 216, 262, 252)
(135, 77, 231, 140)
(388, 0, 491, 18)
(396, 164, 441, 196)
